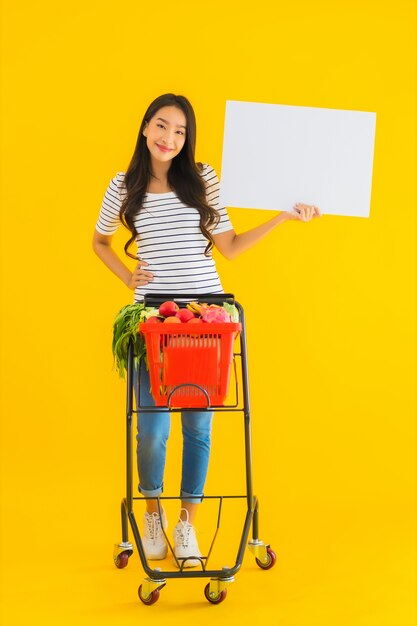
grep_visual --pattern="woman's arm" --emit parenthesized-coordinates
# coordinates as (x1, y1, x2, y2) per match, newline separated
(213, 203, 321, 260)
(92, 230, 153, 290)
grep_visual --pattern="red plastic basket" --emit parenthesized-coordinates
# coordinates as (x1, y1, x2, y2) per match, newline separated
(138, 321, 241, 408)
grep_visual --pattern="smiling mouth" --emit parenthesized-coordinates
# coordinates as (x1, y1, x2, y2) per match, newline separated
(156, 144, 173, 153)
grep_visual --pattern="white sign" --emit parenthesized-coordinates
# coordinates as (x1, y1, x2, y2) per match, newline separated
(219, 100, 377, 217)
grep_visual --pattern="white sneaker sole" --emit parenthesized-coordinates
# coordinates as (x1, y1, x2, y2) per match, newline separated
(173, 554, 202, 568)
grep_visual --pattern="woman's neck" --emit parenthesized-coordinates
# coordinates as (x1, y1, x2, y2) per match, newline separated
(148, 158, 172, 193)
(150, 157, 171, 184)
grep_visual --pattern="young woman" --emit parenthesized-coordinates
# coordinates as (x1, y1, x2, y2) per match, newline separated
(93, 93, 321, 567)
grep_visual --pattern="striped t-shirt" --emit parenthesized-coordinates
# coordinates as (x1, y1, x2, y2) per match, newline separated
(95, 164, 233, 302)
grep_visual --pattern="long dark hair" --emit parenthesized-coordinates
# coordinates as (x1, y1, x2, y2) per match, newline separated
(119, 93, 220, 259)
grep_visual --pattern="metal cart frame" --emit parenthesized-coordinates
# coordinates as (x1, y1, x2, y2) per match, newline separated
(113, 293, 276, 604)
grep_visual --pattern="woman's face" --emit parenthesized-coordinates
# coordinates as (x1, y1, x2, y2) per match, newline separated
(143, 105, 187, 164)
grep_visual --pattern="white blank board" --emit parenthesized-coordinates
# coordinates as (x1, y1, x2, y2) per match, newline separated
(219, 100, 376, 217)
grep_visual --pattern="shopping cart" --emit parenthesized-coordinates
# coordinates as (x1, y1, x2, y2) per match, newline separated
(113, 293, 276, 605)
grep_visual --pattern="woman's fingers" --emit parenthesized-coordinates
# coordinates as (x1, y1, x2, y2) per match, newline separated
(126, 261, 154, 290)
(133, 261, 153, 285)
(293, 203, 321, 221)
(134, 272, 153, 285)
(294, 205, 308, 221)
(135, 268, 153, 279)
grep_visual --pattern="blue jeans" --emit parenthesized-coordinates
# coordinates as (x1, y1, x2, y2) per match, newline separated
(134, 360, 213, 503)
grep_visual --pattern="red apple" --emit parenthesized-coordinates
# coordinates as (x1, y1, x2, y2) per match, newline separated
(145, 316, 162, 323)
(176, 309, 195, 323)
(159, 301, 179, 317)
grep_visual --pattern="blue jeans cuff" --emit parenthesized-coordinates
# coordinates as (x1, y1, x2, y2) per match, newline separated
(138, 485, 163, 498)
(180, 490, 204, 503)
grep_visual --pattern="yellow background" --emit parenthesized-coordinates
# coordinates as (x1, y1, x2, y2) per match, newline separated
(1, 1, 416, 624)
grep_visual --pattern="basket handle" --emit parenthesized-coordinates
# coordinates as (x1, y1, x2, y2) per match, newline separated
(143, 293, 235, 307)
(167, 384, 211, 409)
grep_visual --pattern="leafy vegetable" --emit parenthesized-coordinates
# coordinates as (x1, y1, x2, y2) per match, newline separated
(112, 303, 159, 377)
(222, 302, 239, 323)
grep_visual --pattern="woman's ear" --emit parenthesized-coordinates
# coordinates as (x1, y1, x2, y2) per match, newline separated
(142, 122, 148, 137)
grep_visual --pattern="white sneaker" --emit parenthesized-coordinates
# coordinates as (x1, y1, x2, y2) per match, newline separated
(142, 510, 168, 560)
(173, 509, 202, 568)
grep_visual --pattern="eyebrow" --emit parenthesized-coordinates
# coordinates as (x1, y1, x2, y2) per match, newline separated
(156, 117, 186, 129)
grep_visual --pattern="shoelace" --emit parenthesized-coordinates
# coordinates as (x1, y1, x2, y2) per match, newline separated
(145, 512, 162, 543)
(174, 520, 193, 548)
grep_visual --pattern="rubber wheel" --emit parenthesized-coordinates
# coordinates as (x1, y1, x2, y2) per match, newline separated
(256, 547, 277, 570)
(138, 585, 160, 606)
(204, 583, 227, 604)
(114, 551, 130, 569)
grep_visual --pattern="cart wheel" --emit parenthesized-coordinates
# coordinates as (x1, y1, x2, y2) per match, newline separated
(114, 551, 130, 569)
(256, 547, 277, 570)
(204, 583, 227, 604)
(138, 585, 160, 605)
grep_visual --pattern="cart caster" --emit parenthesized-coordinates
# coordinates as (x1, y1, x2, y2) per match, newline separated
(256, 547, 277, 570)
(248, 540, 277, 570)
(138, 585, 160, 605)
(138, 576, 166, 606)
(113, 542, 133, 569)
(114, 551, 130, 569)
(204, 583, 227, 604)
(204, 575, 233, 604)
